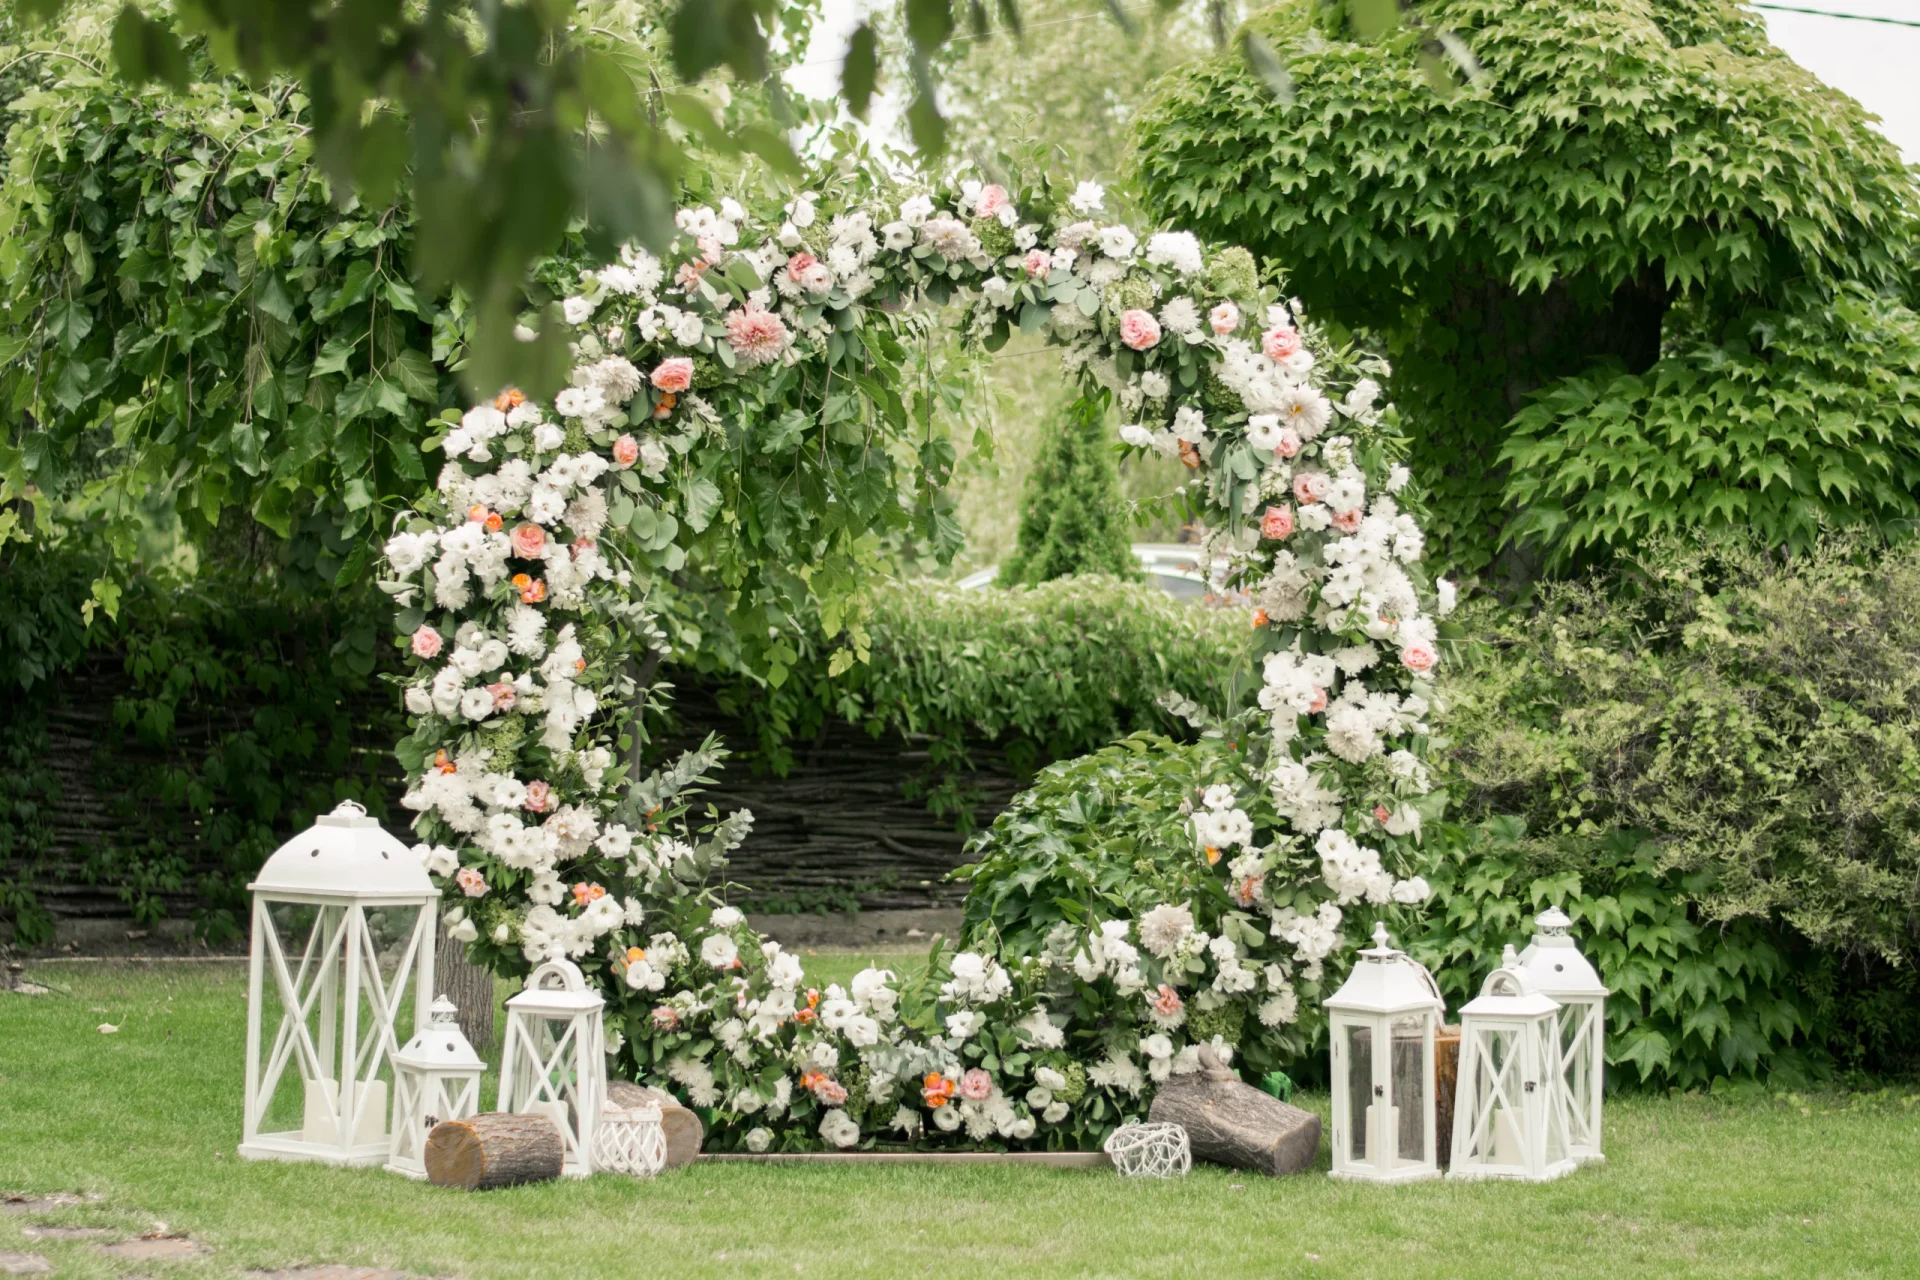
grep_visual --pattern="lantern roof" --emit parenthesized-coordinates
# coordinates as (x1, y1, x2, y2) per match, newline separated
(396, 996, 486, 1072)
(250, 800, 434, 900)
(507, 958, 606, 1016)
(1325, 923, 1446, 1016)
(1460, 947, 1562, 1019)
(1515, 907, 1609, 998)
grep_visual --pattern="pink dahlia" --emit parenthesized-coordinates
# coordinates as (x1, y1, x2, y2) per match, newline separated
(726, 303, 791, 367)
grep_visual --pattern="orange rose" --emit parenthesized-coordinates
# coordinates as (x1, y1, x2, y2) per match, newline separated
(494, 387, 526, 412)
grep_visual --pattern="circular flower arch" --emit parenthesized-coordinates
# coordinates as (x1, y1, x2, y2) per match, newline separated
(381, 174, 1454, 1152)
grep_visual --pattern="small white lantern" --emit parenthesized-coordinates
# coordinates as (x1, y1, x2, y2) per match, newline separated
(1326, 923, 1446, 1183)
(498, 958, 606, 1177)
(386, 996, 487, 1179)
(1516, 906, 1609, 1164)
(241, 800, 437, 1166)
(591, 1103, 669, 1178)
(1449, 947, 1576, 1182)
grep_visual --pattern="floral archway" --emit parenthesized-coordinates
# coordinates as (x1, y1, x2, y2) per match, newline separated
(381, 174, 1452, 1152)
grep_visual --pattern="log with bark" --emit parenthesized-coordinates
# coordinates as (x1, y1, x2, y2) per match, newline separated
(1147, 1046, 1322, 1176)
(607, 1080, 704, 1170)
(1435, 1024, 1461, 1168)
(424, 1112, 563, 1190)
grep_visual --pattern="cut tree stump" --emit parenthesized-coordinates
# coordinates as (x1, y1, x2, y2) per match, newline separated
(1148, 1046, 1322, 1176)
(1435, 1024, 1461, 1168)
(434, 934, 495, 1052)
(425, 1112, 562, 1190)
(607, 1080, 703, 1169)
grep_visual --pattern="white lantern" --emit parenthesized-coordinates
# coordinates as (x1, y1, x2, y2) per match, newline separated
(240, 800, 437, 1166)
(1325, 923, 1446, 1183)
(1516, 906, 1608, 1164)
(591, 1103, 669, 1178)
(386, 996, 487, 1179)
(1449, 947, 1576, 1182)
(498, 958, 606, 1177)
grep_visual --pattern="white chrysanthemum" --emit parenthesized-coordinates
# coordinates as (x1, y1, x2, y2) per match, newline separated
(1138, 903, 1195, 959)
(1159, 295, 1200, 336)
(1145, 231, 1204, 276)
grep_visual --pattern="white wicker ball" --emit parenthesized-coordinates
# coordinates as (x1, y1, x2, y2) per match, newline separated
(1103, 1121, 1191, 1178)
(590, 1103, 668, 1178)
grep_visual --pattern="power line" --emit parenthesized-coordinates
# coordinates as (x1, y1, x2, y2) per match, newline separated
(1750, 3, 1920, 27)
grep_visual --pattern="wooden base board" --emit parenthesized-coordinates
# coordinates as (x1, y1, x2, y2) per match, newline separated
(699, 1150, 1112, 1168)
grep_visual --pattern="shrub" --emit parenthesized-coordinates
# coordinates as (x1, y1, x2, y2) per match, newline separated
(956, 730, 1434, 1079)
(683, 574, 1252, 826)
(1408, 819, 1824, 1089)
(999, 392, 1137, 587)
(1439, 534, 1920, 969)
(1134, 0, 1920, 574)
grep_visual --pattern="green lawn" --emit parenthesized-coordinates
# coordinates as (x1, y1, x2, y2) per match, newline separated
(3, 960, 1917, 1279)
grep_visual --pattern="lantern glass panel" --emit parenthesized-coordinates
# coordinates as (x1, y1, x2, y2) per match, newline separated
(1391, 1015, 1427, 1166)
(1344, 1022, 1373, 1164)
(1463, 1025, 1523, 1166)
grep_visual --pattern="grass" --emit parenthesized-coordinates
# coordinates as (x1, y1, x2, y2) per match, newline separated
(4, 960, 1919, 1279)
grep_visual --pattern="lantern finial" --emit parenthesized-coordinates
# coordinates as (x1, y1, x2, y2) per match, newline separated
(1535, 905, 1573, 935)
(329, 798, 369, 819)
(1501, 942, 1520, 968)
(1371, 921, 1391, 951)
(429, 995, 460, 1024)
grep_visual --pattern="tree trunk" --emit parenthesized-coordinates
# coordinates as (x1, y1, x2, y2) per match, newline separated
(607, 1080, 704, 1170)
(425, 1112, 563, 1190)
(1436, 1024, 1461, 1168)
(434, 933, 495, 1052)
(1147, 1047, 1322, 1176)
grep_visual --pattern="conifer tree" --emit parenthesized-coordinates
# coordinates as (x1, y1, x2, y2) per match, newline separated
(999, 392, 1137, 587)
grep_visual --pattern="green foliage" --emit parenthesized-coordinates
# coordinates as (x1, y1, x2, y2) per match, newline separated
(1135, 0, 1920, 574)
(1500, 289, 1920, 559)
(0, 542, 401, 944)
(998, 392, 1137, 587)
(1439, 534, 1920, 968)
(0, 52, 454, 599)
(692, 574, 1249, 824)
(1408, 819, 1824, 1090)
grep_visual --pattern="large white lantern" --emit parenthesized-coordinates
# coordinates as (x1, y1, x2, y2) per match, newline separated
(240, 800, 437, 1166)
(1516, 906, 1608, 1163)
(1449, 947, 1576, 1182)
(1326, 923, 1447, 1183)
(386, 996, 487, 1179)
(498, 959, 606, 1177)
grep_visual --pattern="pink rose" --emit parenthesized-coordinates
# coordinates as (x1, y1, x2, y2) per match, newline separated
(455, 867, 488, 898)
(1292, 472, 1328, 505)
(697, 234, 723, 264)
(786, 251, 818, 281)
(652, 1005, 681, 1031)
(1401, 641, 1438, 675)
(1209, 302, 1241, 336)
(486, 681, 517, 711)
(1150, 984, 1184, 1020)
(674, 259, 708, 291)
(1274, 426, 1302, 459)
(975, 184, 1009, 218)
(1309, 688, 1328, 714)
(523, 780, 553, 814)
(1263, 326, 1303, 360)
(1261, 505, 1295, 540)
(410, 626, 443, 659)
(1331, 508, 1363, 533)
(814, 1078, 849, 1106)
(612, 434, 640, 469)
(510, 523, 546, 559)
(651, 358, 694, 394)
(1119, 308, 1161, 351)
(1022, 248, 1051, 279)
(959, 1068, 993, 1101)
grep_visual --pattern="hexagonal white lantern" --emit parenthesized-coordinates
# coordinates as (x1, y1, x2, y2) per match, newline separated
(498, 959, 606, 1177)
(1448, 947, 1576, 1183)
(386, 996, 487, 1179)
(1516, 906, 1608, 1164)
(1326, 923, 1447, 1183)
(241, 800, 437, 1166)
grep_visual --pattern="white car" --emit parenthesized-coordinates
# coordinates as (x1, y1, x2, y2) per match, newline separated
(956, 543, 1219, 600)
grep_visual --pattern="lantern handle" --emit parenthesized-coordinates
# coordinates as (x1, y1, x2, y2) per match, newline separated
(526, 958, 588, 993)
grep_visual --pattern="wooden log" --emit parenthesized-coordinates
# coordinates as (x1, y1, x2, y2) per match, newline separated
(434, 934, 495, 1052)
(424, 1112, 562, 1190)
(607, 1080, 704, 1170)
(1147, 1046, 1322, 1176)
